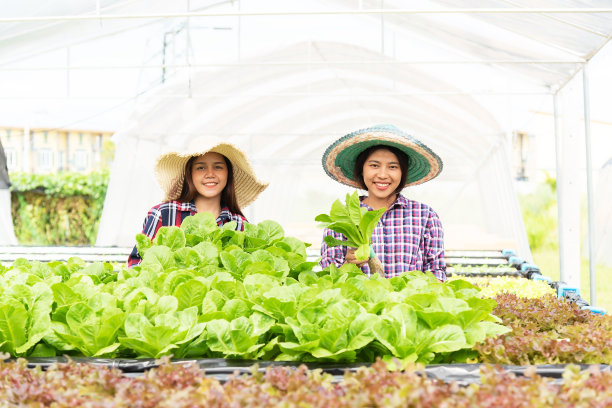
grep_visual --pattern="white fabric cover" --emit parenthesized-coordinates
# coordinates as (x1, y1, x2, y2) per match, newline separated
(593, 159, 612, 266)
(3, 0, 612, 262)
(96, 41, 531, 258)
(0, 190, 18, 245)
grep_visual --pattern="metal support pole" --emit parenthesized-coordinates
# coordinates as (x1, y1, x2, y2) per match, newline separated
(237, 0, 242, 61)
(583, 66, 597, 306)
(553, 93, 566, 282)
(186, 0, 192, 98)
(66, 47, 71, 97)
(380, 0, 385, 54)
(23, 126, 31, 173)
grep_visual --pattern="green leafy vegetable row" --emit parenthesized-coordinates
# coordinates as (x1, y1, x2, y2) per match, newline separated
(450, 276, 556, 299)
(0, 213, 509, 363)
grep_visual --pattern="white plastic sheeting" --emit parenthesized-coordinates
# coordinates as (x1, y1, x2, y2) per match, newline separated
(0, 190, 18, 245)
(96, 40, 530, 256)
(2, 1, 612, 128)
(593, 159, 612, 267)
(2, 0, 612, 264)
(0, 141, 17, 245)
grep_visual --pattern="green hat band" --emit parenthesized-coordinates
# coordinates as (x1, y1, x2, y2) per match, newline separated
(322, 125, 443, 189)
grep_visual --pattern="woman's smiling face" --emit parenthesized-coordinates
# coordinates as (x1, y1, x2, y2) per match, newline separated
(191, 152, 228, 200)
(362, 148, 402, 202)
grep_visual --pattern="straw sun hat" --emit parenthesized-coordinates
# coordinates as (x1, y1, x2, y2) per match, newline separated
(155, 137, 268, 208)
(322, 124, 443, 189)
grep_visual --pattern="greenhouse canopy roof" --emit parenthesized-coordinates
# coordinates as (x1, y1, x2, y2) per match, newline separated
(1, 1, 611, 282)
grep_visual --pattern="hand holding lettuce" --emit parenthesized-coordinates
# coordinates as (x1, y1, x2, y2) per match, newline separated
(316, 191, 386, 277)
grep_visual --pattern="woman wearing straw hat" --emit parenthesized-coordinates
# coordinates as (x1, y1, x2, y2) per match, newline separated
(128, 137, 268, 266)
(320, 124, 446, 282)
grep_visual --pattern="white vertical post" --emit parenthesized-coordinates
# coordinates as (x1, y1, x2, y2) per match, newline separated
(554, 88, 581, 288)
(553, 94, 565, 279)
(249, 133, 255, 222)
(23, 127, 31, 173)
(66, 47, 70, 97)
(186, 0, 192, 98)
(380, 0, 385, 54)
(0, 190, 18, 244)
(582, 67, 597, 306)
(237, 0, 241, 61)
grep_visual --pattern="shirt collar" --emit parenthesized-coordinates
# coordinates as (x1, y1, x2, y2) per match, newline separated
(181, 200, 197, 212)
(168, 200, 196, 212)
(359, 193, 409, 210)
(393, 194, 410, 208)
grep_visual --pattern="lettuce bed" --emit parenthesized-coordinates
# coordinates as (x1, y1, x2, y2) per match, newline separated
(2, 214, 609, 367)
(0, 214, 508, 364)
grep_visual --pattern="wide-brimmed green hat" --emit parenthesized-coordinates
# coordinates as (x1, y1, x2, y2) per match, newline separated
(322, 124, 443, 188)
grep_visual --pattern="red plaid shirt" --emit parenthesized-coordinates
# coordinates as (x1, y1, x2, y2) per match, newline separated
(128, 201, 246, 267)
(320, 194, 446, 282)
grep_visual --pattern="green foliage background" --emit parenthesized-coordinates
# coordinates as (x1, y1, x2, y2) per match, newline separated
(518, 176, 612, 313)
(518, 176, 558, 253)
(9, 170, 109, 245)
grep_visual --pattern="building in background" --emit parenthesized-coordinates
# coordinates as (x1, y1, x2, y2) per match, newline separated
(512, 131, 535, 182)
(0, 127, 113, 173)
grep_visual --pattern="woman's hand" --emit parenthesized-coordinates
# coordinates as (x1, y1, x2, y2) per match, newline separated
(345, 248, 369, 267)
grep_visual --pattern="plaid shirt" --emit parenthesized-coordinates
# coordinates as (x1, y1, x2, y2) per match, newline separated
(320, 194, 446, 282)
(128, 201, 246, 267)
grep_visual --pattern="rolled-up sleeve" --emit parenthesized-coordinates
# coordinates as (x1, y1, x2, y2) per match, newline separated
(127, 208, 163, 267)
(423, 208, 446, 282)
(319, 228, 348, 270)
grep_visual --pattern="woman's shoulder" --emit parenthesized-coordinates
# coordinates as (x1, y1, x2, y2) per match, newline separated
(146, 200, 195, 214)
(397, 195, 438, 213)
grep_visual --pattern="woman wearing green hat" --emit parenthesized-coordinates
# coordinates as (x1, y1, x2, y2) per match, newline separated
(320, 125, 446, 282)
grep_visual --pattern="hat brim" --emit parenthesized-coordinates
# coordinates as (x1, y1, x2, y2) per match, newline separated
(155, 140, 268, 209)
(322, 126, 443, 188)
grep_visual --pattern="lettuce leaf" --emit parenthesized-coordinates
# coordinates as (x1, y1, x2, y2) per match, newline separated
(316, 191, 385, 260)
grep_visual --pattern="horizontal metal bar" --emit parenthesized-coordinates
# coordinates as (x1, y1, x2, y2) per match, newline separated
(445, 250, 507, 258)
(0, 255, 128, 263)
(447, 270, 522, 276)
(0, 245, 131, 264)
(446, 258, 508, 265)
(0, 59, 585, 70)
(0, 90, 554, 99)
(0, 245, 132, 254)
(2, 8, 612, 23)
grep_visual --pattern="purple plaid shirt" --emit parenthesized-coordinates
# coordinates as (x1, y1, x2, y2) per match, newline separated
(128, 200, 246, 267)
(320, 194, 446, 282)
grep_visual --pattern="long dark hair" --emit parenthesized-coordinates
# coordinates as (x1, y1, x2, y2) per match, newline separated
(353, 145, 410, 195)
(178, 155, 245, 217)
